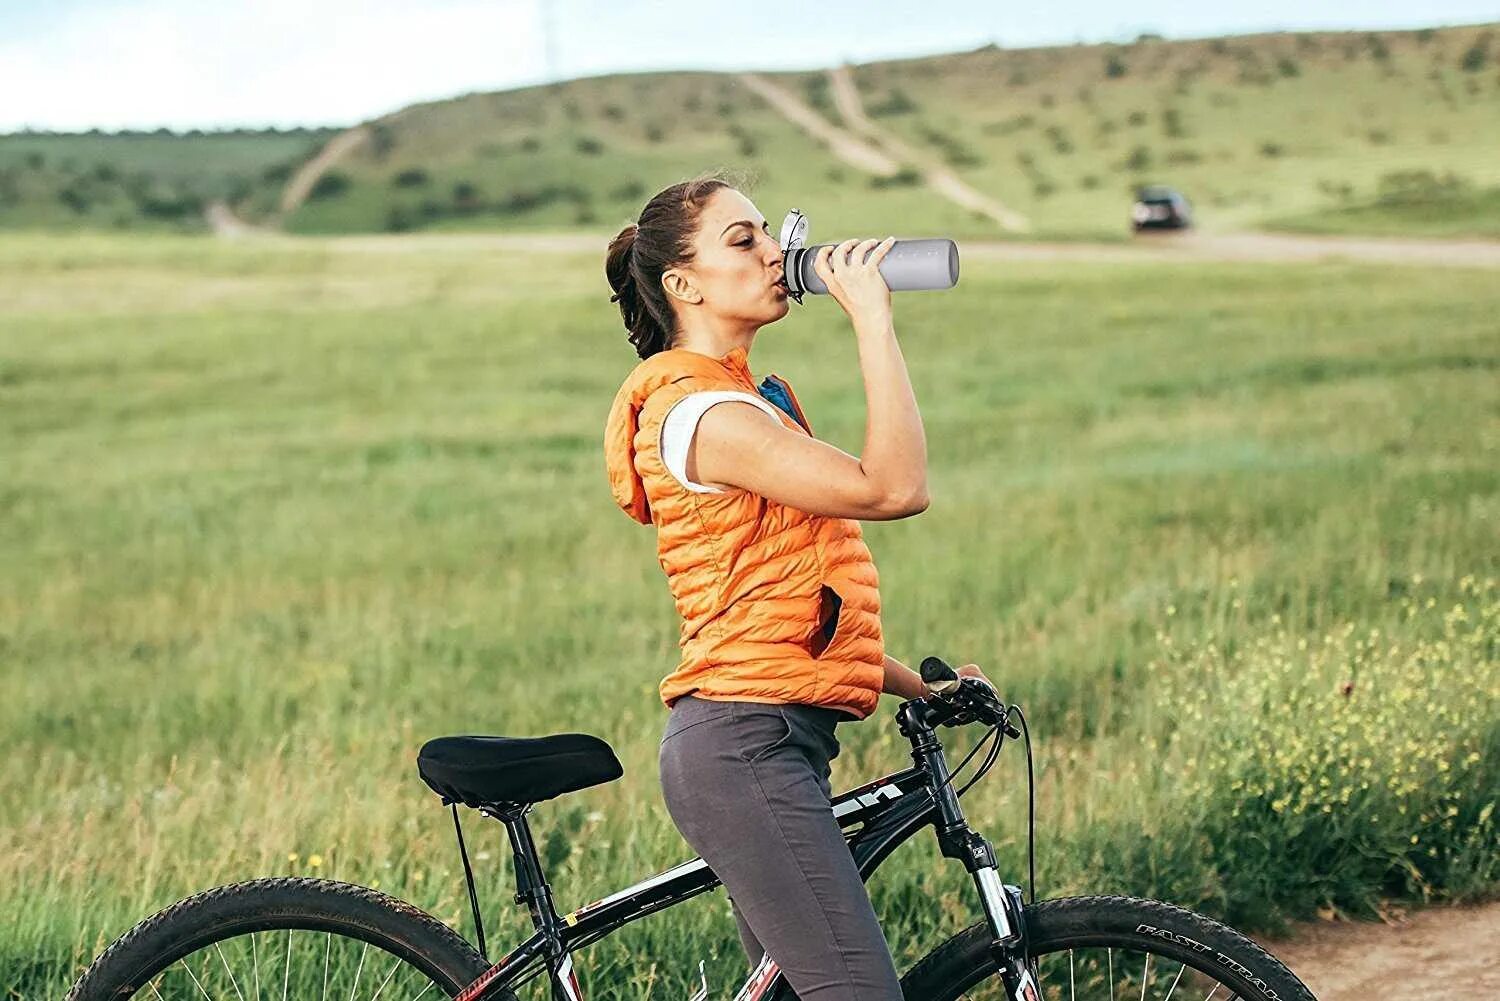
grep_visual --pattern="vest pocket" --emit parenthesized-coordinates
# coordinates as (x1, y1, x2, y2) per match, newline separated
(809, 583, 845, 658)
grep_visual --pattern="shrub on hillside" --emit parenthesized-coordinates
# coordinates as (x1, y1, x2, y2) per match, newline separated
(1276, 57, 1301, 77)
(1375, 169, 1471, 204)
(1079, 174, 1100, 189)
(308, 172, 351, 200)
(1259, 141, 1285, 158)
(866, 87, 917, 116)
(1124, 145, 1151, 172)
(609, 179, 646, 202)
(868, 166, 922, 189)
(1126, 110, 1148, 126)
(1044, 124, 1073, 154)
(575, 136, 605, 156)
(1105, 52, 1128, 78)
(601, 103, 625, 121)
(452, 180, 482, 213)
(643, 123, 665, 144)
(1162, 107, 1187, 138)
(519, 136, 541, 153)
(384, 206, 414, 232)
(392, 169, 429, 188)
(1460, 39, 1490, 73)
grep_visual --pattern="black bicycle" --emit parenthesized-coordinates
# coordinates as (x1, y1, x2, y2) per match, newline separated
(66, 657, 1316, 1001)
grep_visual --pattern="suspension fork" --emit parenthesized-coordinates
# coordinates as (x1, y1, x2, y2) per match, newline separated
(905, 711, 1040, 1001)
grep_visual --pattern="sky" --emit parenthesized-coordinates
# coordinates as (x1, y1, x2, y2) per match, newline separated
(1, 0, 1495, 132)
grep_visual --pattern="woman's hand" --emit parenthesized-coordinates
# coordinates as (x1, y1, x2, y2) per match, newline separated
(956, 662, 997, 694)
(813, 236, 896, 332)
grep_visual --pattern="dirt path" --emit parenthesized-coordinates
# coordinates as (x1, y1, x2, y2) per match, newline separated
(275, 124, 371, 221)
(1255, 898, 1500, 1000)
(734, 72, 902, 177)
(824, 64, 1031, 233)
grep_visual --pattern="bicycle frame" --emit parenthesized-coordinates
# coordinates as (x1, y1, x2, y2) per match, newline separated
(452, 697, 1034, 1001)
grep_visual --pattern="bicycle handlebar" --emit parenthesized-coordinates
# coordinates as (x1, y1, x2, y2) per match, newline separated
(918, 656, 1022, 738)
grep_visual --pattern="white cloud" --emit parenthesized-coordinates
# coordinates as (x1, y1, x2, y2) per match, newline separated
(0, 0, 545, 131)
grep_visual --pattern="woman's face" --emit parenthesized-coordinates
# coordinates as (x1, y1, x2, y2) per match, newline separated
(663, 188, 789, 329)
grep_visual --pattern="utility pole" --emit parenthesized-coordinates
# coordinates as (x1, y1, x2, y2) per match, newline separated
(540, 0, 560, 82)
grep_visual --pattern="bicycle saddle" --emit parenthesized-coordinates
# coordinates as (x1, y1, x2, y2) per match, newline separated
(417, 733, 623, 808)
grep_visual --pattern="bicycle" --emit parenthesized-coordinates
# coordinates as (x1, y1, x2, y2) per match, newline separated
(66, 657, 1316, 1001)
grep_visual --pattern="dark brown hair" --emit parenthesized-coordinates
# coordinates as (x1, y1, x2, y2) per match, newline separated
(605, 169, 748, 360)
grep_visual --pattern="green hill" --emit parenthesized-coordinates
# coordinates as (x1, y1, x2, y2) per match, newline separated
(3, 23, 1497, 239)
(0, 128, 335, 232)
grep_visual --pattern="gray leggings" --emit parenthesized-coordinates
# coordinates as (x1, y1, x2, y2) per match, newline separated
(657, 694, 903, 1001)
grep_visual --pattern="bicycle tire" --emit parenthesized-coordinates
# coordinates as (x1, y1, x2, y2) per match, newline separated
(898, 895, 1317, 1001)
(65, 877, 495, 1001)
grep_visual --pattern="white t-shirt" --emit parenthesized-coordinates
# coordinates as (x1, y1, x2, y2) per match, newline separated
(659, 390, 785, 493)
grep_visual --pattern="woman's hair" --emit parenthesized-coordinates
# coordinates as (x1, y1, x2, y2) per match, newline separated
(606, 168, 748, 360)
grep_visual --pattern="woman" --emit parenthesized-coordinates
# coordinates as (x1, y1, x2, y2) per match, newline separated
(602, 172, 994, 1001)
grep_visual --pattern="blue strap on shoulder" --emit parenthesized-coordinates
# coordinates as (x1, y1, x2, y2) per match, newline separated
(757, 376, 808, 432)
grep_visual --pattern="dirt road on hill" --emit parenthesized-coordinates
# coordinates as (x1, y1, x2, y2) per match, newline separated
(1256, 898, 1500, 1000)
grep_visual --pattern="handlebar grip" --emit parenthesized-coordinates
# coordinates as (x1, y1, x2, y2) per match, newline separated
(920, 655, 958, 686)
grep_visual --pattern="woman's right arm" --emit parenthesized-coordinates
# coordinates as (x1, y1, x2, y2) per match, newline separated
(690, 238, 929, 521)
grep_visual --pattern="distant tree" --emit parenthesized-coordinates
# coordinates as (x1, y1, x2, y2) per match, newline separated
(308, 171, 351, 200)
(610, 179, 646, 201)
(1460, 40, 1489, 73)
(384, 206, 415, 232)
(23, 152, 44, 170)
(1135, 31, 1164, 43)
(1276, 57, 1300, 78)
(1366, 33, 1390, 61)
(602, 103, 625, 121)
(452, 180, 482, 212)
(368, 123, 395, 160)
(575, 136, 605, 155)
(869, 167, 922, 189)
(867, 88, 917, 116)
(261, 162, 293, 184)
(392, 168, 429, 188)
(1105, 53, 1128, 78)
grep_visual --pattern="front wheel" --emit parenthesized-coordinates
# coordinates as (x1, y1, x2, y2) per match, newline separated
(900, 895, 1316, 1001)
(66, 877, 493, 1001)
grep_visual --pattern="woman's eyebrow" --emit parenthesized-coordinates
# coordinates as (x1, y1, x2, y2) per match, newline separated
(721, 219, 772, 236)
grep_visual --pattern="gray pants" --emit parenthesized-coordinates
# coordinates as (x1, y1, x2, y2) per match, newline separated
(657, 694, 903, 1001)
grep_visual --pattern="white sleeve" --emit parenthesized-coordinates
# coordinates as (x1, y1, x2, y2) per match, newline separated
(659, 390, 784, 493)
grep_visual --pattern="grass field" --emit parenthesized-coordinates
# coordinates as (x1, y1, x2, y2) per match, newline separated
(2, 232, 1497, 998)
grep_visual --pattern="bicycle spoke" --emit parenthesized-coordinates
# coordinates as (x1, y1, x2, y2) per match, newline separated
(1108, 948, 1114, 1001)
(1202, 988, 1219, 1001)
(1163, 962, 1186, 1001)
(182, 957, 215, 1001)
(252, 933, 261, 1001)
(346, 941, 369, 1001)
(282, 929, 291, 1001)
(366, 955, 405, 1001)
(1139, 954, 1150, 1001)
(215, 943, 247, 1001)
(323, 931, 331, 1001)
(411, 980, 437, 1001)
(1069, 949, 1075, 1001)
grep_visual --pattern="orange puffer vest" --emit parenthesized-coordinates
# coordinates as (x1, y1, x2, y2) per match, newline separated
(603, 344, 885, 720)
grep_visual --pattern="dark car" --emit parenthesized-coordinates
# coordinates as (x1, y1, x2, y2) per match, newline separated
(1131, 185, 1193, 231)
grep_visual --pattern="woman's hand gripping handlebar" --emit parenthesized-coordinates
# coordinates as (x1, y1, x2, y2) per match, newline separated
(918, 656, 1022, 737)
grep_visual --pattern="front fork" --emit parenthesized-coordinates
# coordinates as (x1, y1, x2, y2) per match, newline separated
(935, 824, 1041, 1001)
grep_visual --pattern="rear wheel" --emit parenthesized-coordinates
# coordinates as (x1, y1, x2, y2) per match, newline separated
(900, 895, 1315, 1001)
(66, 877, 492, 1001)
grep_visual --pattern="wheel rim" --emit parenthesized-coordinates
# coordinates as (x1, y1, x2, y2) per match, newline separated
(122, 928, 451, 1001)
(953, 945, 1250, 1001)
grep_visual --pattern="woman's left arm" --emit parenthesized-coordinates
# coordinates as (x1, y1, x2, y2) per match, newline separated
(882, 653, 996, 700)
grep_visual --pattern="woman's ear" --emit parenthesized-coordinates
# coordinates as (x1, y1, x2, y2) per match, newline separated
(661, 269, 702, 305)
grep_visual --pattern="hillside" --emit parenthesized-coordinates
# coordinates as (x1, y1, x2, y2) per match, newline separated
(2, 23, 1497, 239)
(0, 128, 335, 232)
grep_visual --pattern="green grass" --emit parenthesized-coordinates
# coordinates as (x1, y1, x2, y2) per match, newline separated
(1268, 183, 1500, 238)
(1, 232, 1497, 998)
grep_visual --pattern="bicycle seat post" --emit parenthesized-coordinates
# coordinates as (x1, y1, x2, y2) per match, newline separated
(489, 802, 566, 948)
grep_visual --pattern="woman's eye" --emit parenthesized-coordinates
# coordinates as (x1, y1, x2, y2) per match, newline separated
(736, 239, 753, 247)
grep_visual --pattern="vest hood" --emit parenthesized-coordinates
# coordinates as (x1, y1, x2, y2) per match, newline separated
(603, 344, 755, 525)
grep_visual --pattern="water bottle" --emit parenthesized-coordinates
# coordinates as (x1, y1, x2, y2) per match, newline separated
(777, 208, 960, 305)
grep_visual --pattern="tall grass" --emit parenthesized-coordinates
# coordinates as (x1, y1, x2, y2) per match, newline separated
(1, 232, 1495, 997)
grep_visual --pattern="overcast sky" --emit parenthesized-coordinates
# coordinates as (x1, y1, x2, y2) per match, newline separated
(2, 0, 1494, 132)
